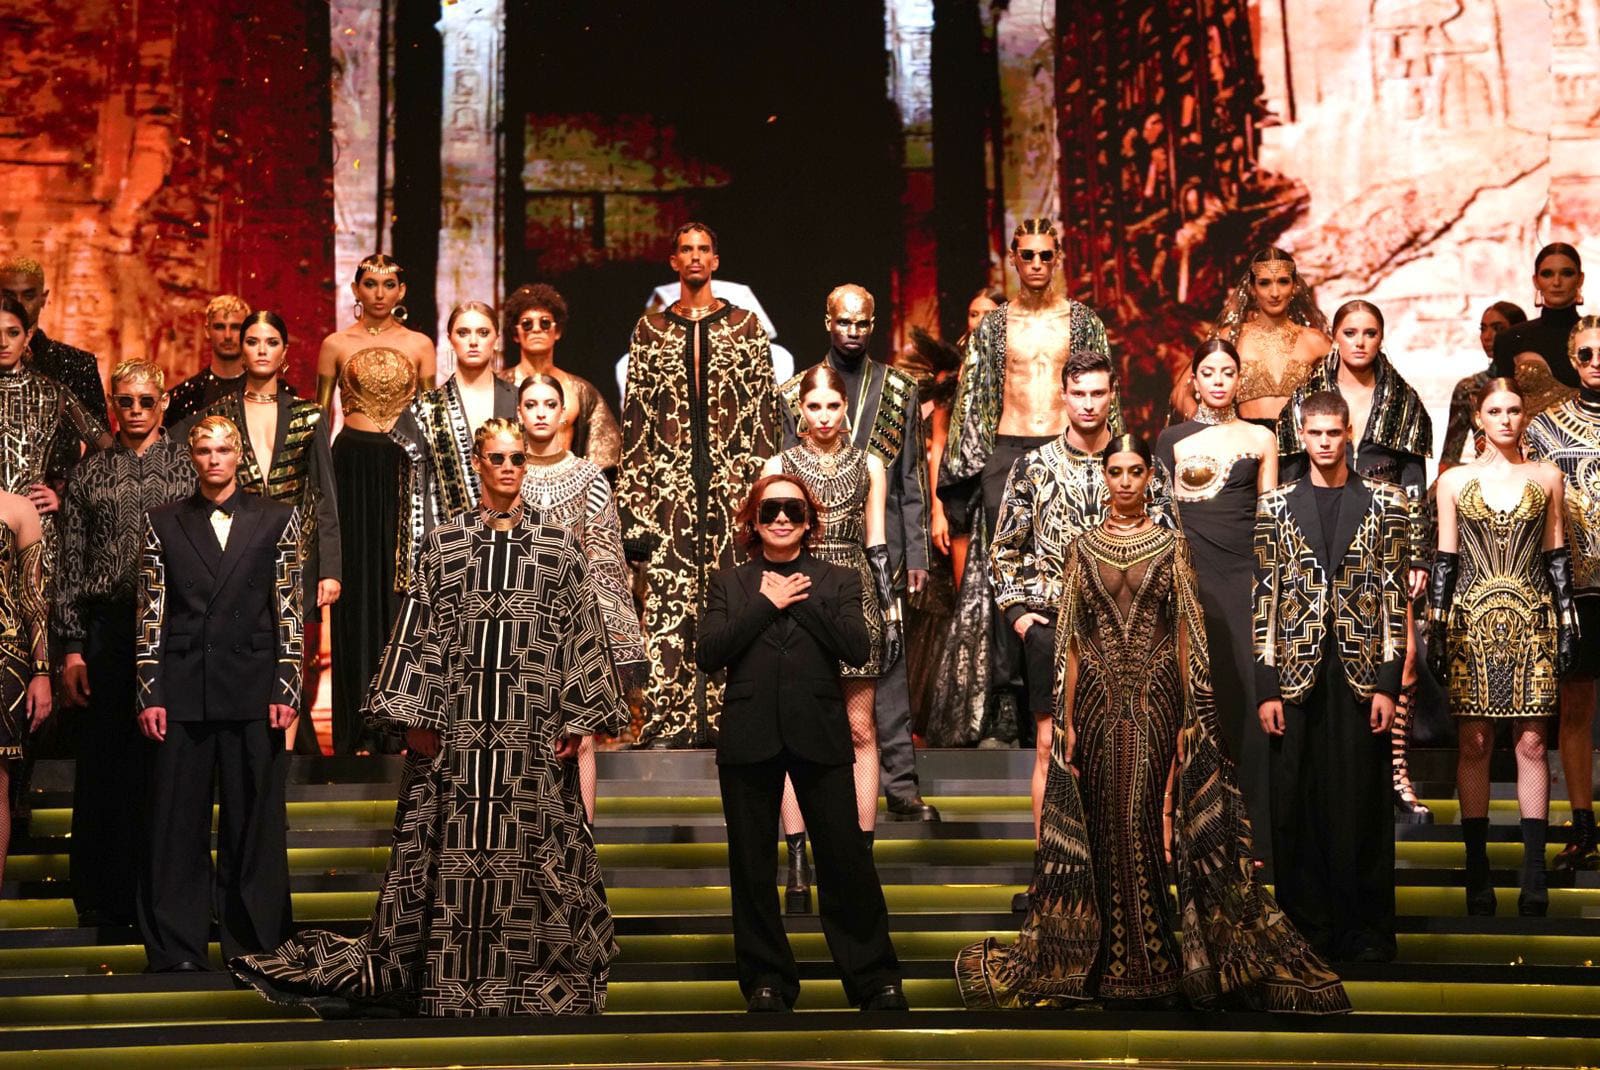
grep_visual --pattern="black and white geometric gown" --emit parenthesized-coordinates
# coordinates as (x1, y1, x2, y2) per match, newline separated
(231, 508, 628, 1017)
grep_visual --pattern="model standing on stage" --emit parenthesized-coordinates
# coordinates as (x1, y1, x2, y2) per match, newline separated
(0, 489, 49, 892)
(698, 474, 906, 1013)
(939, 220, 1113, 747)
(1442, 302, 1527, 469)
(0, 256, 108, 425)
(184, 312, 341, 754)
(1523, 317, 1600, 871)
(520, 375, 647, 818)
(500, 284, 621, 474)
(618, 223, 783, 748)
(1156, 339, 1277, 850)
(928, 288, 1004, 587)
(957, 437, 1347, 1013)
(1211, 247, 1330, 425)
(233, 420, 627, 1016)
(316, 253, 436, 409)
(165, 294, 253, 427)
(778, 285, 937, 823)
(1278, 301, 1434, 821)
(1255, 391, 1411, 962)
(765, 364, 895, 912)
(1493, 243, 1585, 413)
(1431, 378, 1577, 917)
(56, 360, 195, 925)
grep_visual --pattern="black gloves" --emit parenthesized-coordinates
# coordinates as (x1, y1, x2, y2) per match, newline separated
(1545, 547, 1581, 678)
(866, 544, 903, 672)
(623, 531, 661, 565)
(1425, 551, 1460, 682)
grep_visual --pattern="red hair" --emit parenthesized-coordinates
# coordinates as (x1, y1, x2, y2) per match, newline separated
(736, 473, 821, 557)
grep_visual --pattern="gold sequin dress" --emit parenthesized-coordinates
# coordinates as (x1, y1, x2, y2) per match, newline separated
(779, 441, 886, 677)
(1445, 478, 1559, 719)
(0, 524, 47, 759)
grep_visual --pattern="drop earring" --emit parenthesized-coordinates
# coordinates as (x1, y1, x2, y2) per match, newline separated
(393, 304, 409, 323)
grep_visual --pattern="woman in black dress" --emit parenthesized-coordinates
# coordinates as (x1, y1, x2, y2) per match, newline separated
(1492, 243, 1585, 408)
(1156, 339, 1278, 853)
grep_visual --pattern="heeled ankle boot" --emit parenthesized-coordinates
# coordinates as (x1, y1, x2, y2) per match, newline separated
(785, 833, 811, 915)
(1518, 818, 1549, 917)
(1462, 817, 1496, 916)
(863, 830, 874, 853)
(1553, 808, 1599, 872)
(1390, 684, 1432, 824)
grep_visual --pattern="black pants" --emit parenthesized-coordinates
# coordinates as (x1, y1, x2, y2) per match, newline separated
(1269, 668, 1396, 961)
(70, 603, 147, 922)
(1020, 616, 1058, 717)
(874, 652, 922, 801)
(719, 752, 900, 1007)
(138, 719, 292, 970)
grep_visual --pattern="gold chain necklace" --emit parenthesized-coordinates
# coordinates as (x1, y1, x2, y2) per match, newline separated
(363, 318, 397, 337)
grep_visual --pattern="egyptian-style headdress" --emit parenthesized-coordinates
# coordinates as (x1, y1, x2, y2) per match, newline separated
(1214, 247, 1329, 343)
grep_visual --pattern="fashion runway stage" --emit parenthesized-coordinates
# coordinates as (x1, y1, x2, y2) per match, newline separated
(1, 748, 1597, 1068)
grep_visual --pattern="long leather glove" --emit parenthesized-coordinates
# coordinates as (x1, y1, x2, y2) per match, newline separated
(865, 544, 903, 672)
(1545, 547, 1581, 678)
(1425, 550, 1460, 682)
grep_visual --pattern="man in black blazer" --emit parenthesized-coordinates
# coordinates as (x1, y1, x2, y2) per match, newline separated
(134, 415, 303, 972)
(697, 474, 906, 1013)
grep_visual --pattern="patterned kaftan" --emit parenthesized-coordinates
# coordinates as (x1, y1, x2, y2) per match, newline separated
(779, 442, 886, 677)
(618, 305, 781, 747)
(231, 511, 628, 1016)
(956, 526, 1348, 1013)
(1444, 479, 1559, 719)
(522, 452, 647, 672)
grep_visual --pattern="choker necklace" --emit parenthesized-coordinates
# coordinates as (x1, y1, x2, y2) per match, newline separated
(672, 301, 719, 321)
(363, 318, 397, 337)
(244, 389, 278, 403)
(525, 449, 571, 468)
(806, 435, 845, 474)
(1195, 402, 1238, 426)
(479, 502, 523, 532)
(1104, 510, 1148, 532)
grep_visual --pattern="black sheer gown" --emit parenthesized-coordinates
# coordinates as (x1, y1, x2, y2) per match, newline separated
(1155, 421, 1269, 856)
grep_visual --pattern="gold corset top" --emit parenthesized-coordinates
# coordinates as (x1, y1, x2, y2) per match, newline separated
(1236, 321, 1314, 403)
(340, 346, 418, 429)
(1173, 451, 1259, 500)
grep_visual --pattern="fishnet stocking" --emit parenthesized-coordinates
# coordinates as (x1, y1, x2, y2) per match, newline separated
(781, 680, 880, 835)
(1457, 717, 1549, 820)
(578, 735, 597, 824)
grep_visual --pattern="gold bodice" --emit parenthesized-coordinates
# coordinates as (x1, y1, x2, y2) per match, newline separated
(340, 347, 418, 429)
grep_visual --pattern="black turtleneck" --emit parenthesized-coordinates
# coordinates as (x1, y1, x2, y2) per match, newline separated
(827, 349, 868, 414)
(1494, 304, 1582, 388)
(761, 552, 806, 576)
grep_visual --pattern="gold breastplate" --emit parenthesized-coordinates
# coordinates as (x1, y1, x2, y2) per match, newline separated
(340, 346, 418, 429)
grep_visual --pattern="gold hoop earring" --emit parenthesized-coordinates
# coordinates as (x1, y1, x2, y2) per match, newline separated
(353, 302, 363, 321)
(393, 304, 409, 323)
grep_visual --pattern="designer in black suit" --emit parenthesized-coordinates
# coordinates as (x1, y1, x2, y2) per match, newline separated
(134, 417, 303, 972)
(696, 476, 905, 1012)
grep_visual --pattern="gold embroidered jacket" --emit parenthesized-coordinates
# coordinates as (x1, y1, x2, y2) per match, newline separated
(1525, 396, 1600, 597)
(1252, 475, 1410, 704)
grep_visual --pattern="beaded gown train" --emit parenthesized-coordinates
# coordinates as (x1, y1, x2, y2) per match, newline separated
(955, 525, 1348, 1013)
(1444, 478, 1558, 719)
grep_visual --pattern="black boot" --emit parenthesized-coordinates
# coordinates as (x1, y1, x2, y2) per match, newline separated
(863, 830, 874, 853)
(1462, 817, 1496, 917)
(785, 833, 811, 915)
(1553, 808, 1599, 872)
(1518, 818, 1549, 917)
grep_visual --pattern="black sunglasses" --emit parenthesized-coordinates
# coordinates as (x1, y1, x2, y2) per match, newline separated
(114, 394, 160, 411)
(482, 451, 527, 467)
(518, 316, 555, 332)
(758, 498, 807, 525)
(1577, 346, 1600, 366)
(1017, 249, 1055, 263)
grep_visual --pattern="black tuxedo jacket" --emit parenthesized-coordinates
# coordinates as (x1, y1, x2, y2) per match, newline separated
(696, 553, 870, 766)
(136, 489, 303, 721)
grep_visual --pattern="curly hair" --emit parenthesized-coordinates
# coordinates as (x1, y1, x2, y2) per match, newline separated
(735, 474, 821, 557)
(503, 284, 569, 362)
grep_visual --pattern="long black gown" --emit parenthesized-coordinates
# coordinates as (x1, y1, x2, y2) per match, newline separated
(1155, 422, 1270, 857)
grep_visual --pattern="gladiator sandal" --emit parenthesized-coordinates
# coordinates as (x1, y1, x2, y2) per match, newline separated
(1553, 808, 1600, 872)
(1391, 683, 1433, 824)
(785, 833, 812, 915)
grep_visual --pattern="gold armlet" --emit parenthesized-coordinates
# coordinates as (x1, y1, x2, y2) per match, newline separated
(316, 374, 336, 411)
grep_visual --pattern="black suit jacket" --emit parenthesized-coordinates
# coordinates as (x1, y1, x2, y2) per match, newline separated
(696, 554, 870, 766)
(136, 489, 304, 721)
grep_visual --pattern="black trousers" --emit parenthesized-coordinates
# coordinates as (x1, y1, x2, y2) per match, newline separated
(981, 435, 1054, 742)
(874, 652, 922, 801)
(70, 603, 147, 922)
(138, 719, 292, 970)
(1020, 617, 1058, 717)
(719, 752, 900, 1007)
(1269, 667, 1396, 960)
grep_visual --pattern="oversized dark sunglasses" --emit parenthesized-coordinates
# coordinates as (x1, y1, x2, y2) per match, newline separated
(114, 394, 160, 411)
(1017, 248, 1055, 263)
(518, 316, 555, 332)
(482, 451, 527, 467)
(758, 498, 806, 525)
(1577, 346, 1600, 366)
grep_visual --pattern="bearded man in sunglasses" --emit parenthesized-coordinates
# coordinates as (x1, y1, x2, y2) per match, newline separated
(54, 359, 195, 925)
(697, 474, 906, 1013)
(1524, 315, 1600, 871)
(936, 218, 1114, 747)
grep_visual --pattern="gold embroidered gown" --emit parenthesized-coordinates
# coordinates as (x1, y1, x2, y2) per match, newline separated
(779, 442, 886, 677)
(0, 523, 47, 759)
(1444, 479, 1559, 719)
(956, 525, 1347, 1013)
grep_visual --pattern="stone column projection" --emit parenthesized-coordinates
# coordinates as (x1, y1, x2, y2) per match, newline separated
(330, 0, 393, 332)
(995, 0, 1060, 244)
(433, 0, 505, 380)
(885, 0, 940, 349)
